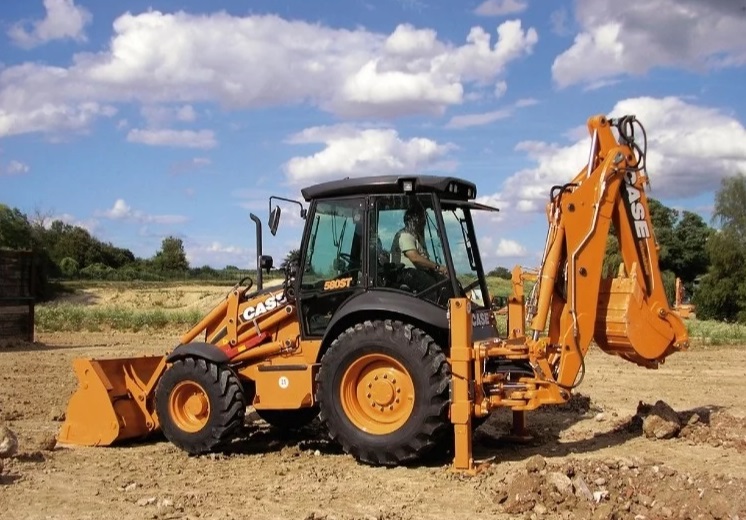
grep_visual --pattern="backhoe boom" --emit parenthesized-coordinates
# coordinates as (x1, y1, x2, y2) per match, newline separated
(448, 114, 689, 471)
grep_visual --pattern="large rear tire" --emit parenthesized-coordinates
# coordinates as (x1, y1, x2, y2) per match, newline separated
(317, 320, 450, 466)
(155, 357, 246, 454)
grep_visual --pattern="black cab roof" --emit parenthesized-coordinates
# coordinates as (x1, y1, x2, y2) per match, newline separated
(300, 175, 477, 202)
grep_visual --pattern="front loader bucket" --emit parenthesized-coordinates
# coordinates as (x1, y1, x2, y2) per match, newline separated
(595, 275, 688, 367)
(58, 356, 166, 446)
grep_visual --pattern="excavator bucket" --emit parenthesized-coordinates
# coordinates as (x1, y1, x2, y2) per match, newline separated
(58, 356, 166, 446)
(595, 272, 688, 367)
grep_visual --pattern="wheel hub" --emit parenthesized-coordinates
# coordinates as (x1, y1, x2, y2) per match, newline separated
(169, 381, 211, 433)
(340, 353, 415, 434)
(369, 378, 395, 407)
(185, 393, 209, 417)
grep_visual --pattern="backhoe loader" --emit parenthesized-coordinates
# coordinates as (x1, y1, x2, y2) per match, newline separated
(59, 114, 688, 471)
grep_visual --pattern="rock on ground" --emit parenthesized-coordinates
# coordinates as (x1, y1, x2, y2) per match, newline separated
(0, 425, 19, 459)
(642, 400, 681, 439)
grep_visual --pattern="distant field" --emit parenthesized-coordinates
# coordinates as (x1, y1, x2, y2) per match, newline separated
(34, 279, 746, 346)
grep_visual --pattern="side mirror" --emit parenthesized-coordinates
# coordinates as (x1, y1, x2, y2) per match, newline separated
(268, 206, 281, 236)
(260, 255, 273, 273)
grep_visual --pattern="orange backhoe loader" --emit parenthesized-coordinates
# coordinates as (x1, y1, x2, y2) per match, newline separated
(58, 114, 688, 471)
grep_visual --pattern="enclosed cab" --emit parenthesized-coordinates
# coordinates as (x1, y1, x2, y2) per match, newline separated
(277, 175, 500, 347)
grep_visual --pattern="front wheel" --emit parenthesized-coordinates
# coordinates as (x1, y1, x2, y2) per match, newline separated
(317, 320, 450, 466)
(155, 357, 246, 454)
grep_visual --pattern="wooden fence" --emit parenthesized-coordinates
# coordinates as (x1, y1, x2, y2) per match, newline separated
(0, 250, 35, 342)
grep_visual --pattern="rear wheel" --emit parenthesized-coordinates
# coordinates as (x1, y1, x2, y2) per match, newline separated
(155, 357, 246, 454)
(317, 320, 450, 466)
(255, 407, 319, 430)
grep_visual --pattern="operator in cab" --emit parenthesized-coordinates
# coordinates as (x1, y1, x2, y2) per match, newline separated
(391, 205, 447, 293)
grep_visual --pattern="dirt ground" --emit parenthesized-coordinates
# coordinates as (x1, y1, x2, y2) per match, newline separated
(1, 331, 745, 520)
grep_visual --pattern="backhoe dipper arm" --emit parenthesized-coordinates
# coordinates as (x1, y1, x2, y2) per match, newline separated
(528, 115, 688, 389)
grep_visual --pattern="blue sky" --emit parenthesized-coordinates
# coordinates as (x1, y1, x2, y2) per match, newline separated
(1, 0, 745, 269)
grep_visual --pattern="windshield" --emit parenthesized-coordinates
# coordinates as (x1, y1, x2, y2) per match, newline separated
(371, 194, 488, 308)
(440, 203, 486, 307)
(301, 198, 365, 290)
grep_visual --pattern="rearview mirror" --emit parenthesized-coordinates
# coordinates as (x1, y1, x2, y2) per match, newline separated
(268, 206, 281, 236)
(260, 255, 273, 273)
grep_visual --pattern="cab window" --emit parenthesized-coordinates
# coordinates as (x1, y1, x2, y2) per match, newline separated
(301, 198, 365, 291)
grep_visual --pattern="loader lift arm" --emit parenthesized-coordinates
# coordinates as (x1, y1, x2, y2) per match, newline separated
(449, 114, 689, 471)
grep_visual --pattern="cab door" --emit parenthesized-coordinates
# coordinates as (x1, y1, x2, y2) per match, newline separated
(296, 197, 366, 338)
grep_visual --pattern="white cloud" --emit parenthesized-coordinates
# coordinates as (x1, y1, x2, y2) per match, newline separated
(186, 241, 253, 268)
(284, 125, 454, 184)
(126, 128, 216, 149)
(0, 12, 538, 137)
(445, 97, 537, 129)
(8, 0, 92, 49)
(446, 108, 512, 129)
(3, 160, 30, 176)
(495, 239, 527, 257)
(553, 0, 746, 88)
(474, 0, 527, 17)
(483, 96, 746, 211)
(98, 199, 189, 225)
(141, 104, 197, 127)
(0, 101, 117, 138)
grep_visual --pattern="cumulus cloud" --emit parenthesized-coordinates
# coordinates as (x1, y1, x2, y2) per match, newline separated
(8, 0, 92, 49)
(0, 101, 117, 138)
(98, 199, 189, 225)
(483, 96, 746, 212)
(474, 0, 527, 17)
(284, 125, 454, 184)
(553, 0, 746, 88)
(3, 160, 30, 176)
(0, 11, 538, 137)
(126, 128, 216, 149)
(495, 238, 527, 257)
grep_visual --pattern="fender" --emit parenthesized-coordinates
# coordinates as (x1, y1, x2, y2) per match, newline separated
(167, 342, 229, 364)
(321, 290, 449, 347)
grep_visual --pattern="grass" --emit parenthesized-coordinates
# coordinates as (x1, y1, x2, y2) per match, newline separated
(36, 278, 746, 346)
(36, 303, 203, 332)
(685, 319, 746, 346)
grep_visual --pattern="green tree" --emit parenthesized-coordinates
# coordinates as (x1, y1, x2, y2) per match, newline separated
(694, 177, 746, 322)
(153, 236, 189, 272)
(670, 211, 712, 284)
(280, 249, 301, 270)
(487, 266, 512, 280)
(59, 257, 79, 277)
(0, 204, 33, 249)
(602, 198, 712, 296)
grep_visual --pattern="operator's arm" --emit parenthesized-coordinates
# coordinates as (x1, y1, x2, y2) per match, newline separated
(400, 233, 447, 275)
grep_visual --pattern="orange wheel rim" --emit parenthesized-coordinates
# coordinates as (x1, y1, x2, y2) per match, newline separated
(340, 353, 415, 435)
(169, 381, 210, 433)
